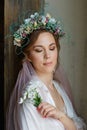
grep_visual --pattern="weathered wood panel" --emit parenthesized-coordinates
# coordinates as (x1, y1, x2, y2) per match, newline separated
(4, 0, 44, 111)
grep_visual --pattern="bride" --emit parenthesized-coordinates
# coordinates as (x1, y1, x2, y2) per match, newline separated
(6, 12, 86, 130)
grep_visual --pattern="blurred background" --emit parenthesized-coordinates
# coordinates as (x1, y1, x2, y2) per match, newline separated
(4, 0, 87, 126)
(44, 0, 87, 124)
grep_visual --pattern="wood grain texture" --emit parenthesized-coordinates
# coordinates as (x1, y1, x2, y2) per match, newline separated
(4, 0, 44, 110)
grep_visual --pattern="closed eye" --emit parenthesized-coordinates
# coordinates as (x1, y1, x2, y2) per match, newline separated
(34, 49, 43, 52)
(49, 46, 56, 51)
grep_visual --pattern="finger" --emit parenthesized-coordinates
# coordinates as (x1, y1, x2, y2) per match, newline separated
(38, 102, 48, 109)
(46, 109, 65, 120)
(37, 102, 54, 117)
(43, 107, 55, 117)
(38, 103, 50, 116)
(46, 109, 56, 118)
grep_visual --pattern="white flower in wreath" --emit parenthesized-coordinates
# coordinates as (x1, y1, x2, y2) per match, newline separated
(41, 16, 46, 25)
(49, 18, 56, 24)
(46, 13, 51, 19)
(24, 18, 31, 24)
(30, 14, 35, 19)
(34, 12, 39, 16)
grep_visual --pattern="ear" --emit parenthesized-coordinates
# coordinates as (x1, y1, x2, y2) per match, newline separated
(27, 55, 32, 63)
(28, 58, 32, 62)
(24, 53, 32, 62)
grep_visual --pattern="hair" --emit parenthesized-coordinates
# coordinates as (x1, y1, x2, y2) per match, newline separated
(23, 29, 60, 56)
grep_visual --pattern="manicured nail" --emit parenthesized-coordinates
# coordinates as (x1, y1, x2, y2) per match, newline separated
(37, 107, 40, 111)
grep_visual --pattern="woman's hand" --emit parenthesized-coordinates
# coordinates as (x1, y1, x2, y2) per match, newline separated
(37, 102, 77, 130)
(37, 102, 65, 119)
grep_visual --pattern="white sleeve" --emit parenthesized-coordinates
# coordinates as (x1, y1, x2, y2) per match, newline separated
(65, 97, 87, 130)
(62, 88, 86, 130)
(14, 102, 40, 130)
(55, 81, 87, 130)
(72, 115, 86, 130)
(13, 80, 44, 130)
(14, 103, 31, 130)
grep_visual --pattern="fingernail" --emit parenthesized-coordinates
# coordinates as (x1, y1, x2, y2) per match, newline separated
(37, 107, 40, 111)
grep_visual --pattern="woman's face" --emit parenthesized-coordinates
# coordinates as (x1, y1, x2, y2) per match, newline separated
(28, 32, 58, 75)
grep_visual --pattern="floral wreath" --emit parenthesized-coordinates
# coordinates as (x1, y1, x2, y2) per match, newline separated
(13, 12, 65, 55)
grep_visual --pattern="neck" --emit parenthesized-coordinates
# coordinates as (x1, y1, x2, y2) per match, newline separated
(36, 72, 53, 88)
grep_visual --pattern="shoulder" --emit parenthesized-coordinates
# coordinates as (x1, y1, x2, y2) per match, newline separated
(18, 79, 43, 105)
(22, 79, 42, 92)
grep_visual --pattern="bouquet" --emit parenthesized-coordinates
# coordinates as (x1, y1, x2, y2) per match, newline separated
(19, 86, 42, 107)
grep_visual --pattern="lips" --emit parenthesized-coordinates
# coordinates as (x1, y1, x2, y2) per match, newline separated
(43, 62, 53, 66)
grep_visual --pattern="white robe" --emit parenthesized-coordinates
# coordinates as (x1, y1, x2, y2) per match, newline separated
(15, 79, 86, 130)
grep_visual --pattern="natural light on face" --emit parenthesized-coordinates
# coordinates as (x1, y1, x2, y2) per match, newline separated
(28, 32, 58, 75)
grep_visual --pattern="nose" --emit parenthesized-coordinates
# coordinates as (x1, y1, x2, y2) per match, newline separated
(44, 50, 50, 59)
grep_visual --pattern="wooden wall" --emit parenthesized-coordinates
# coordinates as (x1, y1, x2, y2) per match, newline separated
(0, 1, 4, 129)
(4, 0, 44, 111)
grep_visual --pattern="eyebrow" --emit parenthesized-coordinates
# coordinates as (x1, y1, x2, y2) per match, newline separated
(33, 43, 56, 48)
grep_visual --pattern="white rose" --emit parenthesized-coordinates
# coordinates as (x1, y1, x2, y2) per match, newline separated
(24, 18, 31, 24)
(49, 18, 56, 24)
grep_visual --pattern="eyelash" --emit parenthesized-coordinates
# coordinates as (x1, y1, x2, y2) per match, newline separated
(34, 46, 56, 53)
(35, 49, 43, 52)
(50, 46, 55, 50)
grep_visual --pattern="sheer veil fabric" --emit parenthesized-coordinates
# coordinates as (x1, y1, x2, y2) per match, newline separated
(6, 59, 76, 130)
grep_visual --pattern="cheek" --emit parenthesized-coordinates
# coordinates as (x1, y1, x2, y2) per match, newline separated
(53, 50, 58, 61)
(53, 51, 58, 66)
(29, 54, 43, 64)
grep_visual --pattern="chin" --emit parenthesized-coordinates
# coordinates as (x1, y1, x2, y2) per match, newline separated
(44, 68, 54, 74)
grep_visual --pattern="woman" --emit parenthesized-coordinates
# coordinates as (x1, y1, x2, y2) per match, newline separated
(6, 12, 86, 130)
